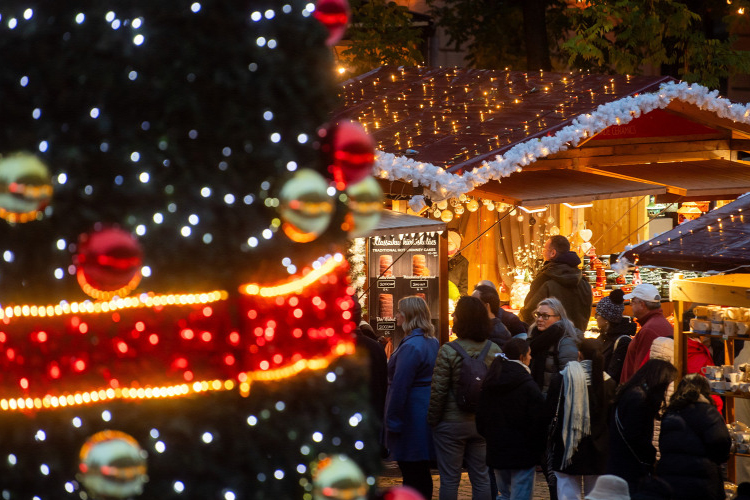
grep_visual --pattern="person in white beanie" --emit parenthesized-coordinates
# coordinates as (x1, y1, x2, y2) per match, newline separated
(584, 474, 631, 500)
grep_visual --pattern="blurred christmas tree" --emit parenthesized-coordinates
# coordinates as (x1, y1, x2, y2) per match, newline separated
(0, 0, 384, 498)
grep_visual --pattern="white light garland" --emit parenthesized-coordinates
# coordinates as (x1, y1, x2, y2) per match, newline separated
(347, 238, 366, 309)
(372, 81, 749, 201)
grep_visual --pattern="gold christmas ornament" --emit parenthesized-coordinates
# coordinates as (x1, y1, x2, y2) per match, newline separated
(436, 200, 448, 210)
(312, 454, 367, 500)
(466, 199, 479, 212)
(346, 176, 383, 237)
(278, 169, 334, 243)
(440, 209, 454, 223)
(78, 430, 148, 499)
(0, 153, 53, 223)
(549, 225, 560, 236)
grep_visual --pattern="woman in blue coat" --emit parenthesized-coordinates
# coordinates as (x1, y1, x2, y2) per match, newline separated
(385, 295, 440, 499)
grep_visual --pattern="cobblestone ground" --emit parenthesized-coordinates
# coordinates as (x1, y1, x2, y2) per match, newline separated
(377, 462, 551, 499)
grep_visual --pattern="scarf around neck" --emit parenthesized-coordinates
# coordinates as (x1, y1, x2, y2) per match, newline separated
(560, 360, 592, 468)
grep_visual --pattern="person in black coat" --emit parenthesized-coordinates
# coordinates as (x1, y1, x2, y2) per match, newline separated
(655, 373, 731, 500)
(595, 289, 636, 384)
(351, 296, 388, 432)
(607, 359, 677, 495)
(473, 282, 528, 337)
(473, 284, 512, 349)
(477, 338, 546, 500)
(547, 339, 617, 499)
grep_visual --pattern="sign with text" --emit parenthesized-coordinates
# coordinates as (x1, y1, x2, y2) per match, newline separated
(368, 232, 440, 335)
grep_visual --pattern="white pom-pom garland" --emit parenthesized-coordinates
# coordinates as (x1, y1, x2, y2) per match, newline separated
(372, 81, 748, 202)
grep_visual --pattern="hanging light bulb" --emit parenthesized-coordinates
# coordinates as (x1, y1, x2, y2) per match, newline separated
(547, 215, 555, 224)
(487, 202, 495, 211)
(517, 214, 525, 222)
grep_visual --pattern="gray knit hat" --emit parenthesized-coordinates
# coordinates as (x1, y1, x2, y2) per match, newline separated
(596, 289, 625, 324)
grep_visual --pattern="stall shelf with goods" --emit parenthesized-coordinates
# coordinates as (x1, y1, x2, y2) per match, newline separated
(671, 274, 750, 482)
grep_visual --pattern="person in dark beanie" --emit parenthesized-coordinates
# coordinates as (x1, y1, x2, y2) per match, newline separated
(477, 338, 546, 500)
(519, 235, 593, 331)
(595, 289, 636, 384)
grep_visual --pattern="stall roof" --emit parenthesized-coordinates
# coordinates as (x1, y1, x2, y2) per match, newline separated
(621, 194, 750, 272)
(335, 66, 750, 205)
(335, 66, 671, 170)
(470, 168, 666, 206)
(365, 209, 446, 238)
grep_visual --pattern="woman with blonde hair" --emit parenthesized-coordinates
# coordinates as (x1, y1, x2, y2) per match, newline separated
(385, 296, 440, 499)
(529, 297, 583, 500)
(528, 297, 583, 397)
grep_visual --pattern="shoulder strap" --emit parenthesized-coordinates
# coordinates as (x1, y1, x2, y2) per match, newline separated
(447, 340, 470, 359)
(449, 340, 491, 360)
(479, 340, 492, 360)
(615, 406, 652, 468)
(614, 334, 631, 351)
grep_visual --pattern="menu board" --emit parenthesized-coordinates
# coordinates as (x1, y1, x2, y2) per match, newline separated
(368, 232, 440, 335)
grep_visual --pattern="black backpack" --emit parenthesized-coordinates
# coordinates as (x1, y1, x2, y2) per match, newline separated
(447, 340, 492, 413)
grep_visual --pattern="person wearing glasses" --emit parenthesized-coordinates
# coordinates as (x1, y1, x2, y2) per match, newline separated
(619, 284, 673, 384)
(384, 296, 440, 500)
(528, 297, 583, 500)
(528, 297, 583, 398)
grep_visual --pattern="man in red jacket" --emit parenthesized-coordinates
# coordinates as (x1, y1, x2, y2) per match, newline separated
(620, 283, 673, 383)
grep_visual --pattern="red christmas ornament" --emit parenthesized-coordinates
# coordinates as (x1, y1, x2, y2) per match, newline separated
(75, 226, 144, 300)
(326, 121, 376, 189)
(313, 0, 350, 46)
(383, 486, 425, 500)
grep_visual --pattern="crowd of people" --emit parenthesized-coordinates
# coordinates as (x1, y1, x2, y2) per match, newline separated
(357, 235, 737, 500)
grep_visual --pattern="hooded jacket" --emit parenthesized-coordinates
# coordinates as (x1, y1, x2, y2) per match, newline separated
(656, 399, 731, 500)
(519, 251, 593, 331)
(476, 358, 546, 469)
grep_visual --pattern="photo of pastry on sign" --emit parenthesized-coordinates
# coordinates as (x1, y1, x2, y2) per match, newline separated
(412, 254, 429, 276)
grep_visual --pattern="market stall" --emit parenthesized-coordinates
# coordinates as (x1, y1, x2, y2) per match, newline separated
(621, 194, 750, 273)
(354, 210, 449, 343)
(335, 66, 750, 296)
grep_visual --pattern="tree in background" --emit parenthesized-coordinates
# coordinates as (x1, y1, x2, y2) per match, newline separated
(338, 0, 424, 76)
(424, 0, 750, 89)
(425, 0, 570, 70)
(0, 0, 384, 498)
(563, 0, 750, 89)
